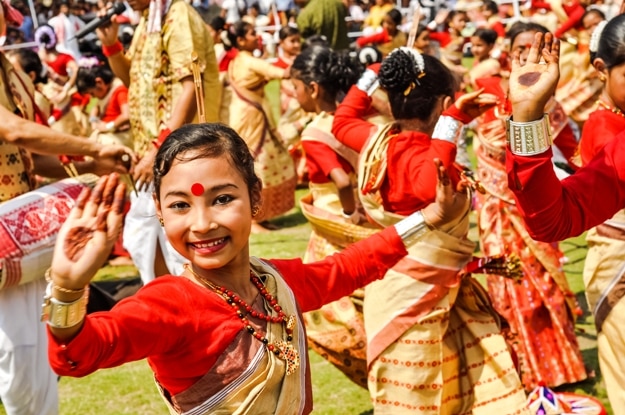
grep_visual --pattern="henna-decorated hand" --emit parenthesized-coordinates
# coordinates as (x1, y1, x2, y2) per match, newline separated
(422, 159, 471, 228)
(454, 88, 498, 121)
(509, 32, 560, 122)
(50, 174, 127, 290)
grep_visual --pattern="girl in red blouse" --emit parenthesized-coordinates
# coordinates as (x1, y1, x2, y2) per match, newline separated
(45, 123, 470, 414)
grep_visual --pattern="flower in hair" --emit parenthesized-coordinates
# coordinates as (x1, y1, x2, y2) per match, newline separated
(589, 20, 608, 54)
(34, 25, 57, 50)
(389, 46, 426, 96)
(78, 57, 101, 68)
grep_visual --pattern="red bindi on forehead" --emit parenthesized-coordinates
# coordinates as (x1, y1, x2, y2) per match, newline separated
(191, 183, 205, 196)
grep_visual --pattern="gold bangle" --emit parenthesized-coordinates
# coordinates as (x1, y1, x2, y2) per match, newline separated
(41, 283, 89, 329)
(44, 268, 86, 294)
(506, 115, 552, 155)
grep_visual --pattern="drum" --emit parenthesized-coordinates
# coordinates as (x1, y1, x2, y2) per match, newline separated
(0, 174, 99, 290)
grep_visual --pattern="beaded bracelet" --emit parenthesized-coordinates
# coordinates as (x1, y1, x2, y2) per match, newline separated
(44, 268, 85, 294)
(102, 41, 123, 58)
(506, 115, 552, 156)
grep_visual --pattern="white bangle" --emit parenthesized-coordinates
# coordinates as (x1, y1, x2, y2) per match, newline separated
(506, 115, 552, 155)
(356, 69, 379, 96)
(394, 210, 431, 247)
(432, 115, 464, 144)
(106, 121, 115, 132)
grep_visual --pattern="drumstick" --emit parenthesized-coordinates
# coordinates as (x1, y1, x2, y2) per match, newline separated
(191, 51, 206, 123)
(406, 3, 422, 49)
(59, 155, 79, 178)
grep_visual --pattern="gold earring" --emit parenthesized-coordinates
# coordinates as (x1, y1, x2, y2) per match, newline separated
(251, 206, 259, 217)
(600, 74, 606, 82)
(158, 217, 164, 226)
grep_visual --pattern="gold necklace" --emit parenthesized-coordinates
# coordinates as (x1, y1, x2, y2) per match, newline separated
(183, 264, 300, 375)
(596, 100, 625, 118)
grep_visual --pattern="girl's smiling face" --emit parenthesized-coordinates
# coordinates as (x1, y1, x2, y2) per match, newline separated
(155, 152, 255, 274)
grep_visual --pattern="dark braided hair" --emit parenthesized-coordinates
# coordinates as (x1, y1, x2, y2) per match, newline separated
(291, 45, 363, 101)
(379, 49, 456, 120)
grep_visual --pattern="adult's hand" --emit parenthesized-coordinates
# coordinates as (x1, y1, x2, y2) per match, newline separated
(50, 174, 127, 290)
(95, 13, 120, 46)
(509, 32, 560, 122)
(132, 147, 157, 191)
(422, 159, 471, 228)
(91, 145, 135, 176)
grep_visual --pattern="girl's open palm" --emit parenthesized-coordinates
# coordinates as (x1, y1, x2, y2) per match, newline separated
(50, 174, 127, 289)
(509, 32, 560, 121)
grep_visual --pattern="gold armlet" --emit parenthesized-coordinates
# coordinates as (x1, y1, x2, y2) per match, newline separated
(506, 115, 552, 155)
(41, 283, 89, 329)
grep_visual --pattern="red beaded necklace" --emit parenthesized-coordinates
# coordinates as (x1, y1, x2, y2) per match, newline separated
(183, 264, 300, 375)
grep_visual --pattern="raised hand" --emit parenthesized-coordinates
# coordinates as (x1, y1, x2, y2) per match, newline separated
(509, 32, 560, 122)
(422, 159, 471, 228)
(50, 174, 127, 291)
(95, 13, 120, 47)
(454, 88, 498, 121)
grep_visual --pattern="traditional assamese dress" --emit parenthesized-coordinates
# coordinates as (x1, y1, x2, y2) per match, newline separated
(332, 84, 528, 414)
(507, 126, 625, 414)
(89, 78, 132, 148)
(48, 227, 411, 414)
(577, 106, 625, 410)
(228, 50, 296, 221)
(473, 76, 587, 390)
(299, 111, 375, 388)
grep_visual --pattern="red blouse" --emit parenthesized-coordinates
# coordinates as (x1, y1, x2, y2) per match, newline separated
(302, 140, 354, 184)
(332, 85, 461, 216)
(46, 53, 74, 77)
(579, 109, 625, 165)
(507, 134, 625, 243)
(100, 85, 128, 123)
(48, 226, 407, 395)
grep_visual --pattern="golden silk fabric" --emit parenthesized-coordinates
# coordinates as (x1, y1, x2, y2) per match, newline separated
(158, 258, 308, 415)
(127, 0, 221, 156)
(228, 52, 296, 221)
(358, 126, 528, 414)
(0, 53, 36, 202)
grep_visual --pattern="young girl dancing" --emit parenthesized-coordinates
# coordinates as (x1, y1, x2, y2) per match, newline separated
(332, 49, 528, 414)
(290, 45, 373, 387)
(225, 21, 296, 232)
(575, 13, 625, 409)
(44, 123, 469, 414)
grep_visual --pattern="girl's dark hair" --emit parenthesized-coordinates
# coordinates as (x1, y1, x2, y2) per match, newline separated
(154, 123, 261, 208)
(76, 64, 115, 94)
(379, 49, 456, 120)
(209, 16, 226, 31)
(596, 14, 625, 69)
(483, 0, 499, 15)
(291, 45, 363, 100)
(506, 21, 549, 47)
(473, 28, 498, 45)
(302, 34, 329, 50)
(224, 21, 253, 51)
(582, 8, 606, 26)
(444, 10, 467, 29)
(9, 49, 47, 84)
(386, 8, 402, 26)
(278, 25, 300, 41)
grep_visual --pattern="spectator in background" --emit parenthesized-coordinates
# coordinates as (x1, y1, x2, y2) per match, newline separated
(296, 0, 350, 50)
(47, 0, 85, 60)
(362, 0, 394, 34)
(482, 0, 506, 38)
(356, 8, 407, 56)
